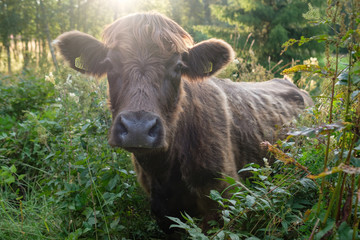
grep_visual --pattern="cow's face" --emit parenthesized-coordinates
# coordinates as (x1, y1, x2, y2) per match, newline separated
(55, 13, 234, 154)
(105, 48, 185, 152)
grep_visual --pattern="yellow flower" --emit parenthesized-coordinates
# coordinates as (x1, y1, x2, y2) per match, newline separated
(303, 59, 311, 67)
(310, 57, 318, 66)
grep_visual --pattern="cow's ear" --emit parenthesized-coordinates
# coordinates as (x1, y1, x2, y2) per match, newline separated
(55, 31, 110, 76)
(182, 39, 235, 80)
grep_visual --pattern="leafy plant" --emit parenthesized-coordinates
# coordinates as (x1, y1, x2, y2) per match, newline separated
(280, 1, 360, 238)
(170, 160, 318, 240)
(0, 69, 163, 239)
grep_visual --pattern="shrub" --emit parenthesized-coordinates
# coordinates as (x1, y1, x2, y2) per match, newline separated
(0, 73, 55, 121)
(0, 69, 163, 239)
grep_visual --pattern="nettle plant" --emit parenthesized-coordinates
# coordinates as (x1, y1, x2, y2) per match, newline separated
(279, 0, 360, 239)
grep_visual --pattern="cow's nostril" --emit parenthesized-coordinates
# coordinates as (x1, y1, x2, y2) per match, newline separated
(148, 119, 160, 138)
(118, 117, 129, 136)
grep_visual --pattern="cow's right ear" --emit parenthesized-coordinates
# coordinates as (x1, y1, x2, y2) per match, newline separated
(182, 39, 235, 80)
(55, 31, 110, 76)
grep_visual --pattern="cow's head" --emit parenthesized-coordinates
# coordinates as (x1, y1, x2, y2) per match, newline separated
(55, 12, 234, 154)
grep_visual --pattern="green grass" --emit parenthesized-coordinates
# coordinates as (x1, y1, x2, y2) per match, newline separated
(0, 186, 62, 240)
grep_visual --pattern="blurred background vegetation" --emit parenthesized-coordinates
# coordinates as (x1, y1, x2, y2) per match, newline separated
(0, 0, 359, 239)
(0, 0, 326, 75)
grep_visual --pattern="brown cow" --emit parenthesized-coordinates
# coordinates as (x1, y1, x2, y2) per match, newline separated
(55, 12, 312, 234)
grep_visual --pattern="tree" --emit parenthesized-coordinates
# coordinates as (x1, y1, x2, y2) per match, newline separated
(198, 0, 326, 66)
(0, 0, 22, 73)
(39, 0, 58, 71)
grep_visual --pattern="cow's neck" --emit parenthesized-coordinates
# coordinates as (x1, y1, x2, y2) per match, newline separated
(133, 150, 173, 182)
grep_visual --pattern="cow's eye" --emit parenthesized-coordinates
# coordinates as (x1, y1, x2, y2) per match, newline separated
(174, 62, 184, 74)
(101, 57, 114, 72)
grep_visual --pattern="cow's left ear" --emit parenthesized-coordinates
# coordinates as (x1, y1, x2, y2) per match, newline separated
(182, 39, 235, 79)
(54, 31, 110, 76)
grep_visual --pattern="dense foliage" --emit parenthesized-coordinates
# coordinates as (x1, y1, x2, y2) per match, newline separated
(0, 71, 163, 239)
(195, 0, 326, 67)
(0, 0, 326, 73)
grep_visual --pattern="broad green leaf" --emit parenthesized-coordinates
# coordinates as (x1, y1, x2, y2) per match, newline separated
(10, 164, 16, 173)
(107, 175, 119, 191)
(229, 233, 240, 240)
(215, 230, 225, 240)
(337, 221, 353, 240)
(5, 176, 15, 184)
(110, 217, 120, 229)
(238, 166, 260, 173)
(210, 190, 222, 201)
(351, 90, 359, 100)
(245, 195, 256, 207)
(168, 216, 190, 229)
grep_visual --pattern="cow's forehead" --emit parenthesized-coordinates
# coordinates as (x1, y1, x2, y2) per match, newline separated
(107, 47, 181, 67)
(102, 13, 193, 58)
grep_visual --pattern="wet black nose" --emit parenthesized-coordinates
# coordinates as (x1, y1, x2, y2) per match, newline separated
(111, 111, 163, 149)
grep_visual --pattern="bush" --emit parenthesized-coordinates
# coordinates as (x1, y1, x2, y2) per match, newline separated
(0, 69, 163, 239)
(0, 73, 55, 121)
(170, 161, 318, 240)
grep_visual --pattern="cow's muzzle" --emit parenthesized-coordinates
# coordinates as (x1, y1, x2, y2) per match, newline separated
(109, 110, 165, 150)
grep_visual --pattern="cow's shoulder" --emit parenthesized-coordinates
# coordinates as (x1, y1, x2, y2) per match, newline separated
(268, 78, 298, 88)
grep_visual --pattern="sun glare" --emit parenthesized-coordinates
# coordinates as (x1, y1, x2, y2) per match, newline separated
(111, 0, 171, 17)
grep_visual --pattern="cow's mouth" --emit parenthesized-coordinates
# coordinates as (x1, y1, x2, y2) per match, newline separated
(124, 146, 165, 154)
(108, 139, 167, 153)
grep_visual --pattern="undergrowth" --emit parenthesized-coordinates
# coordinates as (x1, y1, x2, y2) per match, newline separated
(170, 161, 319, 240)
(0, 70, 163, 239)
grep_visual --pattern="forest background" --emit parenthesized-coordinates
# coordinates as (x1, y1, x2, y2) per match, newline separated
(0, 0, 326, 74)
(0, 0, 359, 239)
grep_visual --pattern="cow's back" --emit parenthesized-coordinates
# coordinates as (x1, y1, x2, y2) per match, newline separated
(211, 78, 313, 170)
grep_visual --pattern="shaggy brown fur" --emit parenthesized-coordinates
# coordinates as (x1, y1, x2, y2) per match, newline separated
(55, 12, 313, 234)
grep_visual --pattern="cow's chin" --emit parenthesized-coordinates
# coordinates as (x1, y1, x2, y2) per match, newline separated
(108, 140, 168, 155)
(123, 146, 167, 155)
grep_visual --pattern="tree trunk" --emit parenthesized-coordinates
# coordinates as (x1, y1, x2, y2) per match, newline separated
(30, 39, 34, 53)
(23, 39, 30, 69)
(40, 0, 58, 71)
(6, 43, 11, 74)
(13, 37, 19, 61)
(36, 39, 40, 65)
(35, 0, 41, 67)
(41, 38, 46, 64)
